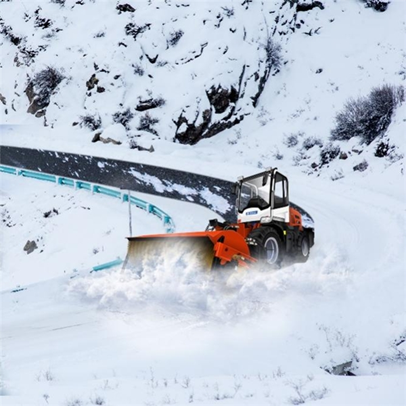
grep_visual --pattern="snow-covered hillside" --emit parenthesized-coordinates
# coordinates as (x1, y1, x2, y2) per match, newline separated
(1, 0, 406, 405)
(1, 0, 405, 179)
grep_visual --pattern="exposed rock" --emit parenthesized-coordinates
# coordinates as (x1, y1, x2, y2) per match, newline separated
(116, 3, 135, 13)
(145, 53, 158, 64)
(86, 74, 99, 90)
(25, 82, 45, 117)
(174, 108, 243, 145)
(92, 133, 121, 145)
(43, 208, 59, 218)
(206, 85, 238, 114)
(24, 240, 38, 254)
(129, 140, 155, 152)
(101, 137, 122, 145)
(339, 152, 348, 160)
(297, 1, 324, 12)
(325, 361, 355, 376)
(96, 86, 105, 93)
(0, 93, 6, 105)
(91, 132, 102, 142)
(311, 162, 318, 169)
(135, 98, 165, 112)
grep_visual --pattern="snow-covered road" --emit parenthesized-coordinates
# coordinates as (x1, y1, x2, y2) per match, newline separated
(1, 170, 405, 405)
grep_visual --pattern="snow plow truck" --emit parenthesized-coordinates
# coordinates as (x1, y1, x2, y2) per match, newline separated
(124, 168, 315, 271)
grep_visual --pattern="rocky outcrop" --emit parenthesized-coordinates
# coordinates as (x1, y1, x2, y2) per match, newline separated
(206, 85, 238, 114)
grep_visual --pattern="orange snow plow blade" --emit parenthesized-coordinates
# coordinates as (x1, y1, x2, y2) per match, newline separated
(124, 230, 255, 272)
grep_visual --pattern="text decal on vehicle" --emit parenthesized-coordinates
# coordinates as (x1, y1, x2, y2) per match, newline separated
(246, 210, 258, 216)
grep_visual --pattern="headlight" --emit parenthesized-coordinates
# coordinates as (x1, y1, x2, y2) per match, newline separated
(260, 216, 272, 223)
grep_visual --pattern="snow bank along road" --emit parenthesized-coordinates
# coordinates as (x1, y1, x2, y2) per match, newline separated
(1, 167, 405, 405)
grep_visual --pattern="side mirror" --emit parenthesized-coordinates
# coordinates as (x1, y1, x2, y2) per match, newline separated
(231, 182, 239, 195)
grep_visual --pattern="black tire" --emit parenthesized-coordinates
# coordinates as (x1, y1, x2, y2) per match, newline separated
(247, 227, 285, 268)
(296, 233, 310, 263)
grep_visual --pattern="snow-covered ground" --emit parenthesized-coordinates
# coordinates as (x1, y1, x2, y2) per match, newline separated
(1, 165, 405, 405)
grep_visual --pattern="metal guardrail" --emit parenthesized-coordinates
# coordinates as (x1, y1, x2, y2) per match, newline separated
(0, 164, 175, 233)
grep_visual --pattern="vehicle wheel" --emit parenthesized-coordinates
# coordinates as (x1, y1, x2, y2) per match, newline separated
(296, 234, 310, 263)
(247, 228, 285, 268)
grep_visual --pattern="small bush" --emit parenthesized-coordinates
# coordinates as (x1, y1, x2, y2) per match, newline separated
(320, 143, 340, 166)
(221, 6, 234, 17)
(168, 30, 184, 47)
(50, 0, 66, 5)
(29, 66, 64, 109)
(361, 0, 389, 12)
(125, 23, 149, 40)
(264, 36, 282, 70)
(375, 141, 391, 157)
(113, 108, 134, 129)
(137, 113, 159, 135)
(65, 399, 83, 406)
(132, 63, 144, 76)
(331, 84, 404, 144)
(302, 136, 323, 150)
(80, 114, 101, 131)
(0, 21, 23, 45)
(90, 395, 105, 405)
(353, 160, 369, 172)
(284, 133, 299, 148)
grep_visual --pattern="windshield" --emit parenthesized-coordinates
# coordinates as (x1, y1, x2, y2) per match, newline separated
(237, 174, 271, 212)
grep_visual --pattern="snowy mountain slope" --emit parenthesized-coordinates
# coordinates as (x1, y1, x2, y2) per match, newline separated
(1, 0, 405, 180)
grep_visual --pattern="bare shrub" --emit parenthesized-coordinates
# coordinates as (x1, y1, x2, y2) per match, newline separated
(287, 378, 329, 405)
(65, 399, 83, 406)
(221, 6, 234, 17)
(320, 143, 340, 166)
(284, 133, 299, 148)
(0, 20, 23, 45)
(113, 108, 134, 129)
(361, 0, 389, 12)
(137, 113, 159, 135)
(302, 136, 323, 150)
(168, 30, 184, 47)
(375, 141, 391, 157)
(264, 35, 282, 71)
(28, 66, 64, 110)
(125, 23, 149, 40)
(132, 63, 144, 76)
(353, 160, 369, 172)
(331, 84, 404, 144)
(80, 114, 102, 131)
(90, 395, 105, 405)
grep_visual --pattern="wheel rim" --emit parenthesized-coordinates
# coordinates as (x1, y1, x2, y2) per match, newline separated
(301, 237, 309, 257)
(264, 237, 279, 264)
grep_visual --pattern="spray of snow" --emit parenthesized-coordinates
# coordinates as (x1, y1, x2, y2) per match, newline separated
(68, 242, 351, 321)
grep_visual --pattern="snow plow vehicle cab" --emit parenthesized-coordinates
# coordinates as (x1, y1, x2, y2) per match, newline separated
(124, 168, 314, 271)
(230, 168, 315, 266)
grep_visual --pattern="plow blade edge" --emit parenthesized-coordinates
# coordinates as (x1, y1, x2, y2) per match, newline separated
(124, 231, 254, 272)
